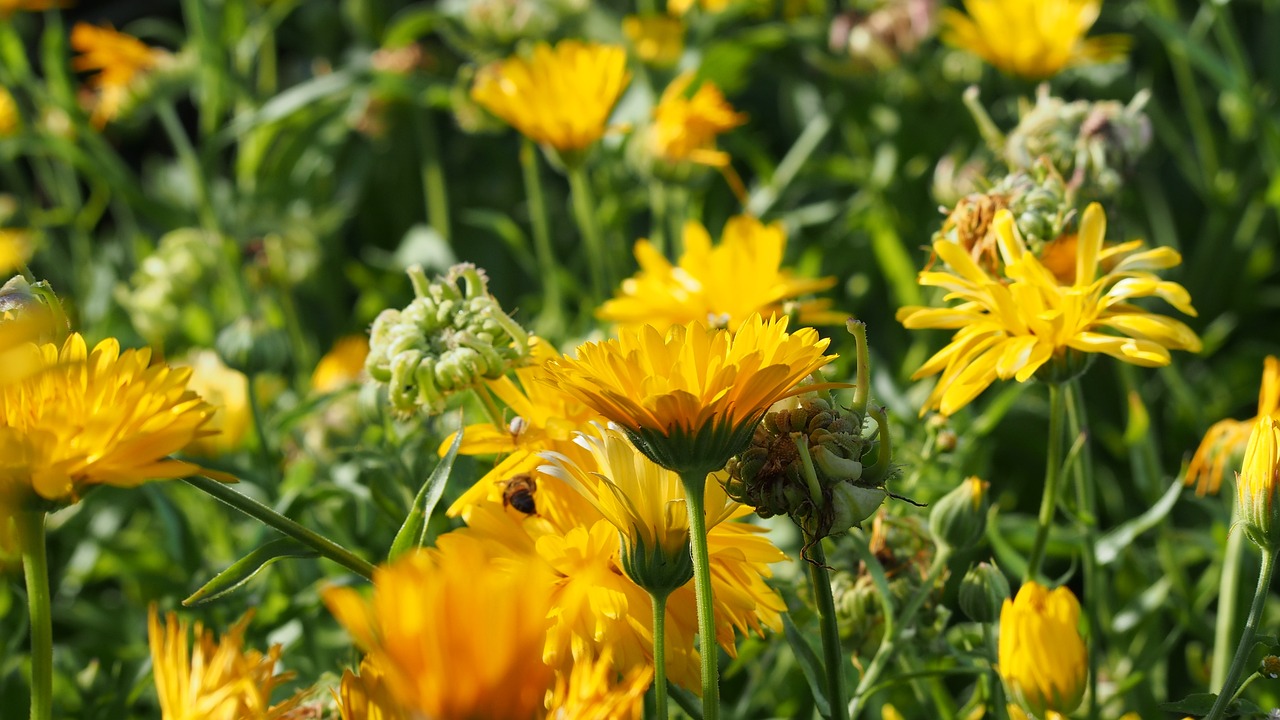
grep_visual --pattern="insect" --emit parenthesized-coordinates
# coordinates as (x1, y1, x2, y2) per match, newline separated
(502, 473, 538, 516)
(507, 415, 528, 442)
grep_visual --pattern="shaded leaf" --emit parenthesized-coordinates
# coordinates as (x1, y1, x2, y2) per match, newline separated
(388, 427, 462, 560)
(184, 538, 318, 606)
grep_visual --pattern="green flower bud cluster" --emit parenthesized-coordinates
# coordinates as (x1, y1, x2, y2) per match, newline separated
(115, 228, 221, 345)
(935, 163, 1072, 267)
(366, 263, 530, 416)
(439, 0, 585, 60)
(723, 395, 891, 541)
(1005, 87, 1151, 198)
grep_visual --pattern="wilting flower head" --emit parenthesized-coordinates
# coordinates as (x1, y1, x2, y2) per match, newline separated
(471, 41, 630, 155)
(177, 350, 250, 458)
(647, 73, 746, 169)
(1186, 356, 1280, 496)
(544, 314, 838, 477)
(366, 263, 530, 416)
(898, 203, 1201, 416)
(0, 333, 215, 503)
(941, 0, 1129, 79)
(324, 540, 558, 719)
(148, 607, 302, 720)
(622, 15, 684, 67)
(1237, 417, 1280, 551)
(998, 582, 1087, 716)
(599, 216, 840, 334)
(71, 23, 169, 127)
(312, 335, 370, 393)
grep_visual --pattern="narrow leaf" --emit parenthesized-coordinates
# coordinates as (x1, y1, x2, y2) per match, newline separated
(389, 427, 463, 560)
(1096, 480, 1182, 566)
(184, 538, 317, 606)
(782, 614, 832, 718)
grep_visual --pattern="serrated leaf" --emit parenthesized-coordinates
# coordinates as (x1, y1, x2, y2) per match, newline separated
(782, 614, 831, 718)
(388, 428, 462, 560)
(184, 538, 317, 606)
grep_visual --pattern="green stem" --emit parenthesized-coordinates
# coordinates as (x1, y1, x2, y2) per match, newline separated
(1024, 382, 1065, 583)
(1065, 380, 1101, 720)
(155, 102, 218, 233)
(849, 546, 951, 716)
(1213, 519, 1247, 688)
(17, 511, 52, 720)
(649, 180, 668, 255)
(667, 184, 687, 258)
(807, 537, 848, 719)
(680, 473, 720, 720)
(746, 110, 832, 217)
(183, 475, 375, 579)
(520, 140, 564, 331)
(412, 110, 450, 242)
(1206, 548, 1276, 720)
(1229, 671, 1262, 706)
(474, 384, 506, 429)
(245, 373, 274, 473)
(567, 164, 610, 301)
(651, 590, 671, 720)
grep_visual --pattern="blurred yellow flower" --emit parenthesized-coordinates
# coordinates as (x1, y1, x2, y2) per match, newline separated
(335, 656, 408, 720)
(999, 582, 1086, 716)
(0, 88, 19, 137)
(324, 539, 558, 719)
(0, 0, 65, 17)
(178, 349, 250, 458)
(148, 607, 302, 720)
(898, 203, 1201, 416)
(471, 41, 630, 153)
(546, 649, 652, 720)
(312, 335, 370, 393)
(669, 0, 731, 16)
(622, 15, 684, 67)
(1238, 416, 1280, 551)
(0, 228, 31, 272)
(598, 215, 840, 334)
(648, 73, 746, 168)
(1008, 707, 1066, 720)
(71, 23, 168, 127)
(940, 0, 1129, 79)
(0, 333, 215, 503)
(1186, 356, 1280, 495)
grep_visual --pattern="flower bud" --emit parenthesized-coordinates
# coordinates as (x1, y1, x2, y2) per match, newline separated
(929, 476, 989, 551)
(215, 317, 290, 376)
(999, 582, 1087, 716)
(1237, 416, 1280, 552)
(958, 561, 1010, 623)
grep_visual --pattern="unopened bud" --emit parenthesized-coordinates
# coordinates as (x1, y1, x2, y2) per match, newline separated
(929, 476, 990, 551)
(215, 317, 290, 376)
(958, 561, 1010, 623)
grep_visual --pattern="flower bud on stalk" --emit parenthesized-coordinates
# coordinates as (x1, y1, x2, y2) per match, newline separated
(929, 476, 990, 551)
(958, 561, 1010, 623)
(1238, 416, 1280, 552)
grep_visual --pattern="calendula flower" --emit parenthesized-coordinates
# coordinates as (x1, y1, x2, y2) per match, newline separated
(0, 88, 19, 137)
(600, 216, 840, 334)
(545, 649, 652, 720)
(0, 333, 215, 503)
(313, 335, 370, 393)
(176, 350, 250, 458)
(471, 41, 630, 154)
(940, 0, 1129, 79)
(0, 228, 31, 272)
(148, 607, 302, 720)
(1186, 357, 1280, 496)
(325, 539, 558, 719)
(898, 203, 1201, 416)
(648, 73, 746, 169)
(622, 15, 684, 67)
(1237, 416, 1280, 551)
(998, 582, 1087, 716)
(335, 657, 408, 720)
(71, 23, 168, 127)
(545, 314, 838, 475)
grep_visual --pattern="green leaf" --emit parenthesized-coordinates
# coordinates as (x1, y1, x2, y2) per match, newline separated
(1158, 693, 1263, 717)
(183, 538, 318, 606)
(782, 614, 831, 718)
(388, 427, 462, 560)
(382, 7, 440, 48)
(1096, 480, 1182, 566)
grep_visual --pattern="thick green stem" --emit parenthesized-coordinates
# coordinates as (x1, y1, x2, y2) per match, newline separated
(183, 475, 375, 579)
(1024, 383, 1065, 583)
(651, 590, 671, 720)
(680, 474, 720, 720)
(1213, 521, 1247, 688)
(1206, 548, 1276, 720)
(17, 511, 52, 720)
(1065, 380, 1101, 720)
(520, 140, 564, 329)
(412, 110, 450, 242)
(568, 164, 610, 301)
(849, 546, 951, 716)
(807, 537, 848, 719)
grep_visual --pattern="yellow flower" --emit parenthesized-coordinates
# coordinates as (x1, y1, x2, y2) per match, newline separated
(1008, 707, 1067, 720)
(668, 0, 731, 17)
(648, 73, 746, 168)
(312, 335, 370, 393)
(1186, 356, 1280, 495)
(148, 606, 302, 720)
(335, 656, 408, 720)
(546, 649, 652, 720)
(0, 333, 215, 502)
(622, 15, 684, 67)
(471, 41, 630, 154)
(599, 216, 840, 334)
(324, 539, 559, 719)
(940, 0, 1129, 80)
(177, 349, 251, 458)
(1238, 416, 1280, 551)
(898, 203, 1201, 416)
(0, 228, 32, 272)
(0, 0, 65, 17)
(545, 314, 838, 475)
(0, 87, 19, 137)
(71, 23, 168, 127)
(998, 582, 1087, 716)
